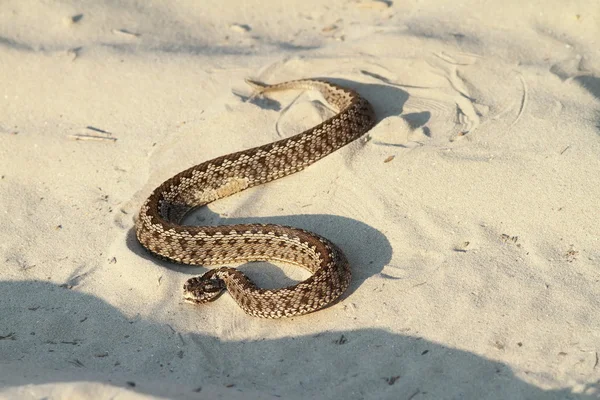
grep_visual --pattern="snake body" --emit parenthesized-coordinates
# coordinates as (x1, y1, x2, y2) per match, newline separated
(136, 78, 376, 318)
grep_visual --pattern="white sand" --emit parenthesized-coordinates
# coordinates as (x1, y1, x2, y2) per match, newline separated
(1, 0, 599, 398)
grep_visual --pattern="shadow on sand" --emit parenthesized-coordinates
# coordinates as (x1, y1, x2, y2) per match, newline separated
(1, 280, 597, 399)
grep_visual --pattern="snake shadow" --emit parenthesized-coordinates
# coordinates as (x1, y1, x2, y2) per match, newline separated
(317, 76, 410, 122)
(1, 279, 598, 399)
(319, 77, 433, 142)
(126, 211, 393, 300)
(238, 76, 411, 123)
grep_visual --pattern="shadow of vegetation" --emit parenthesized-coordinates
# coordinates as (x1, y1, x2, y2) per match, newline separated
(575, 75, 600, 101)
(103, 40, 320, 57)
(1, 280, 596, 399)
(0, 34, 318, 57)
(0, 36, 34, 51)
(574, 75, 600, 134)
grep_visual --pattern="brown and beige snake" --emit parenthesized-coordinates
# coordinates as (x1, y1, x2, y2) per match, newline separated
(135, 78, 376, 318)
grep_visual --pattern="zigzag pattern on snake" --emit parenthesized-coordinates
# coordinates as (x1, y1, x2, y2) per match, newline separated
(135, 78, 376, 318)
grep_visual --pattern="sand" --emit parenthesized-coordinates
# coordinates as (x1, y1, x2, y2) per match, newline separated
(1, 0, 599, 398)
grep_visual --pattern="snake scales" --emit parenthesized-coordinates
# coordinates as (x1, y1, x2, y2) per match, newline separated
(136, 78, 376, 318)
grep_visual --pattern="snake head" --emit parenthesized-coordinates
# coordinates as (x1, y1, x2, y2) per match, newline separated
(183, 274, 226, 304)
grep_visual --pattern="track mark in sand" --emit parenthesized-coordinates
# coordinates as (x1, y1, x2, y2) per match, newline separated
(5, 253, 36, 271)
(361, 54, 486, 143)
(509, 73, 528, 130)
(355, 1, 392, 10)
(450, 94, 480, 141)
(360, 69, 432, 89)
(500, 234, 522, 249)
(564, 245, 579, 263)
(433, 51, 481, 66)
(112, 29, 141, 38)
(360, 68, 431, 89)
(273, 95, 334, 140)
(444, 65, 481, 141)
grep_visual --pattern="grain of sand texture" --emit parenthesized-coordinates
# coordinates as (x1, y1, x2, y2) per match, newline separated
(1, 0, 599, 399)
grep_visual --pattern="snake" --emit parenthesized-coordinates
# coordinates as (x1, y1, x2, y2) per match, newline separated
(135, 78, 376, 318)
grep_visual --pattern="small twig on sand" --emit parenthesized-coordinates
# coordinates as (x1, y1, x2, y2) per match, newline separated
(68, 134, 117, 142)
(86, 126, 112, 135)
(68, 126, 117, 142)
(112, 29, 141, 38)
(0, 332, 16, 340)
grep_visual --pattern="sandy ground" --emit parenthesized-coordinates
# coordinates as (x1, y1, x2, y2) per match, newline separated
(1, 0, 599, 399)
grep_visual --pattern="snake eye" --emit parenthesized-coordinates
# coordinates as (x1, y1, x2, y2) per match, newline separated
(201, 281, 224, 293)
